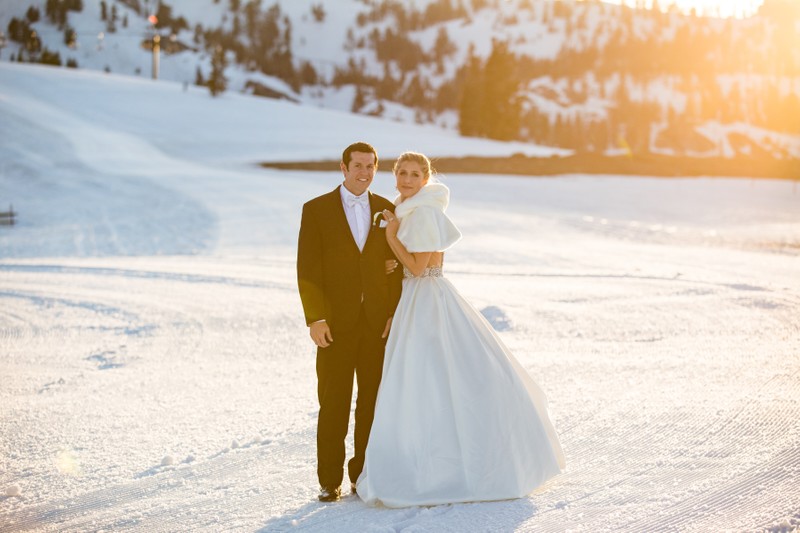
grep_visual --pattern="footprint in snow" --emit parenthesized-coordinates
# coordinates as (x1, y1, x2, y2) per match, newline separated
(86, 350, 125, 370)
(39, 377, 67, 394)
(480, 306, 513, 332)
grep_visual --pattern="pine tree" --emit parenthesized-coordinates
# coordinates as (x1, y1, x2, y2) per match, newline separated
(39, 47, 61, 66)
(482, 40, 522, 140)
(26, 6, 40, 23)
(432, 26, 456, 74)
(7, 18, 23, 42)
(352, 84, 366, 112)
(45, 0, 56, 22)
(299, 61, 318, 85)
(64, 25, 76, 47)
(25, 29, 41, 55)
(376, 62, 397, 101)
(458, 45, 484, 137)
(208, 46, 228, 97)
(402, 74, 427, 108)
(57, 5, 67, 29)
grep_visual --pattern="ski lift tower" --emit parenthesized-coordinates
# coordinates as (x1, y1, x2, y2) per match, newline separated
(149, 14, 160, 80)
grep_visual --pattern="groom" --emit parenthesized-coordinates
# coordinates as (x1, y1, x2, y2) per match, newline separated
(297, 141, 402, 502)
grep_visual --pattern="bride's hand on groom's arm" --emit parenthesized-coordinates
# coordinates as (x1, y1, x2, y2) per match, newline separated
(310, 320, 333, 348)
(381, 316, 393, 339)
(385, 259, 398, 274)
(382, 210, 399, 237)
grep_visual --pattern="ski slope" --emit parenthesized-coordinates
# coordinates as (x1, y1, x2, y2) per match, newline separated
(1, 63, 799, 532)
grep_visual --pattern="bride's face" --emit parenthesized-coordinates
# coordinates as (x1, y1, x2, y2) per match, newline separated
(395, 161, 428, 200)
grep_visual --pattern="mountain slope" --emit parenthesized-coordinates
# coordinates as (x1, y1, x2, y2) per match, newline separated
(1, 0, 799, 159)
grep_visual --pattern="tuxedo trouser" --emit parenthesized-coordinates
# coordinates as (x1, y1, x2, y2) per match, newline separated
(316, 306, 386, 489)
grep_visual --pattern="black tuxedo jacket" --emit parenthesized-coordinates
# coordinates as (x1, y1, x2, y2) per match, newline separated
(297, 186, 402, 335)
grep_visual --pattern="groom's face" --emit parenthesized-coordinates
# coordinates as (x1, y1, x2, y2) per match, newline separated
(341, 151, 377, 197)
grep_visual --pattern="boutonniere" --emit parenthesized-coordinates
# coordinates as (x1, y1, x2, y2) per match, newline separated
(372, 211, 388, 229)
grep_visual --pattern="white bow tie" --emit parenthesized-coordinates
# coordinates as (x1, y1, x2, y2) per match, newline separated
(346, 195, 369, 208)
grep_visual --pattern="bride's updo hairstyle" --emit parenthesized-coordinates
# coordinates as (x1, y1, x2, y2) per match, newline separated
(393, 151, 437, 183)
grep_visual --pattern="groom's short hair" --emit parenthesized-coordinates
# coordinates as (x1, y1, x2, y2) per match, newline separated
(342, 142, 379, 169)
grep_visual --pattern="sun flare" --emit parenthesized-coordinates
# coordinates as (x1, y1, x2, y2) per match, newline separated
(592, 0, 765, 18)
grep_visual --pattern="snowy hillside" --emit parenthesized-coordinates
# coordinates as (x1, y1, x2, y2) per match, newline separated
(2, 60, 800, 532)
(1, 0, 799, 160)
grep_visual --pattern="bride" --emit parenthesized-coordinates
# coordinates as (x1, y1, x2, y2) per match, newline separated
(356, 152, 565, 507)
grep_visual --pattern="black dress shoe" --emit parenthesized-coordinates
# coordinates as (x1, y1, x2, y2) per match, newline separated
(350, 482, 357, 495)
(318, 485, 341, 502)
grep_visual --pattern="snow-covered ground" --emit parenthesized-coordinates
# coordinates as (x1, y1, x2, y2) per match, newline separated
(1, 63, 799, 532)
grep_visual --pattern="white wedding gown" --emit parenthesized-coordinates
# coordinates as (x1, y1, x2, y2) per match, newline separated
(356, 183, 565, 508)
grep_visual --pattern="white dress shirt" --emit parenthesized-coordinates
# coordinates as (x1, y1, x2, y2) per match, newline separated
(340, 185, 370, 252)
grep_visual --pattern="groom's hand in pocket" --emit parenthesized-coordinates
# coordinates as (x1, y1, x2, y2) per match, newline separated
(310, 320, 333, 348)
